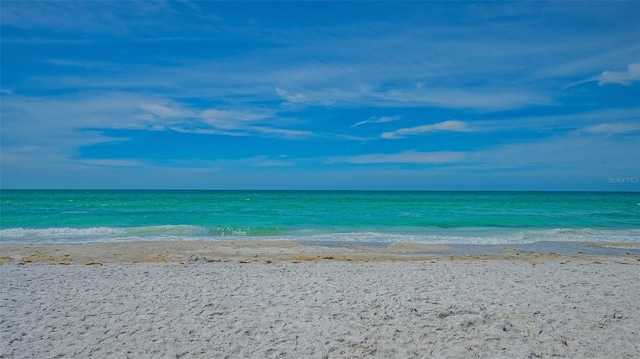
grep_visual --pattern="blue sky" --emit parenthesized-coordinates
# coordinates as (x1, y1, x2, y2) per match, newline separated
(1, 1, 639, 190)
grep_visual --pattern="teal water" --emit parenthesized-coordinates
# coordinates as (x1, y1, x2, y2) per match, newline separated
(1, 190, 639, 244)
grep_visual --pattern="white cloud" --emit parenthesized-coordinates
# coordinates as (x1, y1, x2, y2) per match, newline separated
(536, 45, 640, 80)
(0, 0, 201, 34)
(583, 122, 640, 135)
(248, 126, 314, 139)
(77, 159, 147, 167)
(331, 130, 639, 173)
(275, 87, 307, 103)
(570, 63, 640, 88)
(45, 59, 121, 70)
(0, 92, 315, 178)
(200, 109, 272, 129)
(459, 135, 640, 174)
(382, 120, 469, 139)
(275, 86, 546, 111)
(351, 115, 401, 127)
(473, 107, 640, 134)
(245, 155, 295, 167)
(370, 89, 546, 111)
(328, 151, 464, 164)
(1, 93, 152, 156)
(139, 102, 192, 119)
(594, 63, 640, 85)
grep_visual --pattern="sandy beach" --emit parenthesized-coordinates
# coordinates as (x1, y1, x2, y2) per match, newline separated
(1, 241, 639, 358)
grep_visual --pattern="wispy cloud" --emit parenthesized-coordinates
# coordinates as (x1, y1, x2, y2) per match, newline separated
(567, 63, 640, 88)
(382, 120, 469, 140)
(275, 86, 547, 111)
(351, 115, 401, 127)
(77, 159, 147, 167)
(200, 109, 273, 129)
(593, 63, 640, 85)
(327, 151, 464, 165)
(0, 92, 313, 169)
(245, 155, 295, 167)
(583, 122, 640, 135)
(0, 0, 210, 34)
(471, 107, 640, 134)
(1, 93, 150, 156)
(369, 89, 547, 111)
(464, 135, 639, 174)
(533, 44, 640, 81)
(330, 132, 638, 173)
(139, 102, 193, 120)
(275, 87, 307, 103)
(246, 126, 314, 139)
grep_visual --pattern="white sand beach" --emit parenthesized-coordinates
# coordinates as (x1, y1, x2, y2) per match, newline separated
(1, 241, 639, 358)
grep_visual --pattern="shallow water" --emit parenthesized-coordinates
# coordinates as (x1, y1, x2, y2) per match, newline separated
(2, 190, 639, 245)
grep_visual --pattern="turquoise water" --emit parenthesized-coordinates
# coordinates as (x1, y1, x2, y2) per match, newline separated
(1, 190, 639, 244)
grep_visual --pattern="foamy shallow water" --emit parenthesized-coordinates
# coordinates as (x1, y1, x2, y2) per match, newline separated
(2, 190, 639, 245)
(1, 226, 639, 247)
(285, 228, 640, 245)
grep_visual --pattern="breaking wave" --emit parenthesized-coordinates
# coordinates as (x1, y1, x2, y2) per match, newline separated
(1, 226, 639, 245)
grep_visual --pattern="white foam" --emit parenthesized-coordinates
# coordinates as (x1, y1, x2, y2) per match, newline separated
(124, 225, 209, 236)
(1, 226, 638, 245)
(268, 228, 640, 245)
(0, 227, 125, 238)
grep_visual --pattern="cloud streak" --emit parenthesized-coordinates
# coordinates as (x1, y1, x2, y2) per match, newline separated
(382, 120, 470, 139)
(328, 151, 464, 165)
(594, 63, 640, 86)
(351, 116, 401, 128)
(583, 122, 640, 135)
(567, 63, 640, 88)
(328, 134, 638, 175)
(0, 0, 211, 34)
(274, 86, 547, 111)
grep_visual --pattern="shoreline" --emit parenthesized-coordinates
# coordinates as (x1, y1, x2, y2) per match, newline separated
(2, 240, 639, 265)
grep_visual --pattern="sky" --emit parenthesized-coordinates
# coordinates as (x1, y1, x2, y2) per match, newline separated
(1, 1, 639, 190)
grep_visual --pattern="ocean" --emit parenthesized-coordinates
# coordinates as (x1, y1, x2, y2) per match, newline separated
(1, 190, 639, 245)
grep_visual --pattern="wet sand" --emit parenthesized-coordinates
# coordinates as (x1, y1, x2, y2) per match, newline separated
(2, 240, 639, 265)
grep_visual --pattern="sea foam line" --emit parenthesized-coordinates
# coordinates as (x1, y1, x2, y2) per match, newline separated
(0, 225, 212, 238)
(1, 226, 638, 245)
(0, 227, 126, 237)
